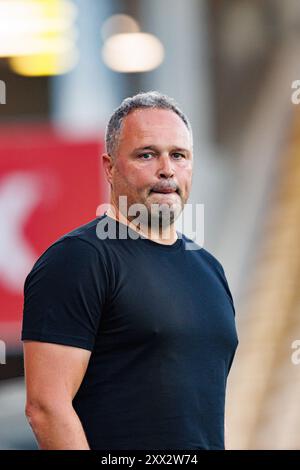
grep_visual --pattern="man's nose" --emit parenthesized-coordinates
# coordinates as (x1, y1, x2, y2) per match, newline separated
(158, 154, 175, 178)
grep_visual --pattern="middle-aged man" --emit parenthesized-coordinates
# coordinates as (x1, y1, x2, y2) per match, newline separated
(22, 91, 239, 450)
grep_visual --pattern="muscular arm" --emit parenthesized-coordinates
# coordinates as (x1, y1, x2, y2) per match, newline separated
(23, 341, 91, 450)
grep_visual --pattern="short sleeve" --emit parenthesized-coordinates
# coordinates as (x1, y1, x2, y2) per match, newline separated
(219, 265, 236, 317)
(201, 248, 236, 317)
(21, 237, 109, 351)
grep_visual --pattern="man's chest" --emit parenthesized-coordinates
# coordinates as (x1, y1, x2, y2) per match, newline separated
(98, 251, 236, 355)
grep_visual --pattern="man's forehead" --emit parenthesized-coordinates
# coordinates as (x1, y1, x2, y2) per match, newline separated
(124, 107, 186, 128)
(120, 108, 192, 145)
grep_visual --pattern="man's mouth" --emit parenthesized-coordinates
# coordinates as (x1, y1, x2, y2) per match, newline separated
(150, 183, 180, 195)
(151, 188, 178, 194)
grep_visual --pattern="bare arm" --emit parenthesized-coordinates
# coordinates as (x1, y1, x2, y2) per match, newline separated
(224, 417, 230, 450)
(23, 341, 91, 450)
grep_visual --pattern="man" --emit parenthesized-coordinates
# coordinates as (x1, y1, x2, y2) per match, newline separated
(22, 91, 238, 450)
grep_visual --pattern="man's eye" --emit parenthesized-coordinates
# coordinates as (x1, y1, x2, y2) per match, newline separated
(172, 153, 185, 159)
(139, 153, 154, 160)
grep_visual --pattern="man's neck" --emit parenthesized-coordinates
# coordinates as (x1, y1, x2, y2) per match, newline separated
(105, 206, 178, 246)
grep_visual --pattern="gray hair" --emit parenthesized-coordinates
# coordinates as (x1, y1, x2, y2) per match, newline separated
(105, 91, 193, 158)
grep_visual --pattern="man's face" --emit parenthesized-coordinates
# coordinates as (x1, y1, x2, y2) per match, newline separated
(104, 108, 193, 227)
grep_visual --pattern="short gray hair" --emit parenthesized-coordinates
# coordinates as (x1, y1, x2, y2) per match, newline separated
(105, 91, 192, 158)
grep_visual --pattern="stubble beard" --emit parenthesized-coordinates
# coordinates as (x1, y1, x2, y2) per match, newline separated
(140, 191, 184, 234)
(113, 186, 185, 236)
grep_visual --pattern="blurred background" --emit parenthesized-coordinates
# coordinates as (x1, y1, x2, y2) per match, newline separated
(1, 0, 300, 450)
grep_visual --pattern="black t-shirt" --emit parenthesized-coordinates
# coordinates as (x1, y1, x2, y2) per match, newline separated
(21, 214, 238, 450)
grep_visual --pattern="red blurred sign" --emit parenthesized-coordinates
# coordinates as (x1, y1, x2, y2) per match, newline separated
(0, 125, 108, 350)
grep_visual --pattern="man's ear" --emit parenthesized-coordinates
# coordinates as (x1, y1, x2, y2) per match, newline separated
(102, 153, 114, 185)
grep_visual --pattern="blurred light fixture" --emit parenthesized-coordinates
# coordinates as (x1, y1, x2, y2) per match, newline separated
(0, 34, 76, 57)
(101, 14, 140, 41)
(0, 0, 78, 76)
(10, 50, 79, 76)
(0, 1, 76, 37)
(102, 32, 164, 73)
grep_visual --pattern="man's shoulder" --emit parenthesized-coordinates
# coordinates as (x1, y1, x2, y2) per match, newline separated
(30, 216, 107, 273)
(57, 216, 102, 249)
(180, 233, 224, 273)
(199, 247, 225, 274)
